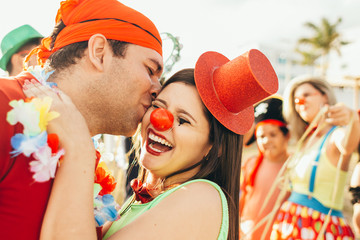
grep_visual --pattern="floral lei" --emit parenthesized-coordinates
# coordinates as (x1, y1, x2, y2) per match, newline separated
(6, 66, 119, 227)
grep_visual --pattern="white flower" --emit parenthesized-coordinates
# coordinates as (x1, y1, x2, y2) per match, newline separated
(7, 99, 41, 136)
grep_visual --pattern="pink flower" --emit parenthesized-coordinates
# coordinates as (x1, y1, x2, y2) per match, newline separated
(29, 146, 65, 182)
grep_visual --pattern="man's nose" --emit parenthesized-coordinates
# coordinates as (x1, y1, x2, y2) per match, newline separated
(150, 80, 161, 100)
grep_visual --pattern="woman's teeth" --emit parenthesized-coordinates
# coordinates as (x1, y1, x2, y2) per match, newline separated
(149, 133, 173, 147)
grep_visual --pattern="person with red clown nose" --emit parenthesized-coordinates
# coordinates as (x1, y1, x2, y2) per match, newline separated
(0, 0, 163, 239)
(271, 76, 359, 240)
(23, 48, 279, 240)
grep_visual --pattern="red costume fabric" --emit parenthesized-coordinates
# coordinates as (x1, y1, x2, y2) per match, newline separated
(240, 154, 288, 240)
(0, 72, 53, 240)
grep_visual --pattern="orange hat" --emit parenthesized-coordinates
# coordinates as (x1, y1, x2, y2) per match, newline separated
(194, 49, 278, 135)
(26, 0, 162, 67)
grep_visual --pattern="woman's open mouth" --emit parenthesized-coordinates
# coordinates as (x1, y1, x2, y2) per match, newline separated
(146, 129, 173, 156)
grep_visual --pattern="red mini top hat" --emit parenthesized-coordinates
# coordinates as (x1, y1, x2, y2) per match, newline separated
(194, 49, 278, 135)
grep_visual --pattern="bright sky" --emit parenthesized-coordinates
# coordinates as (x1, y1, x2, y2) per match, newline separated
(1, 0, 360, 77)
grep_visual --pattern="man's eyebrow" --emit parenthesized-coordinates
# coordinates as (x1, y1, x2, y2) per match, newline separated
(150, 58, 163, 73)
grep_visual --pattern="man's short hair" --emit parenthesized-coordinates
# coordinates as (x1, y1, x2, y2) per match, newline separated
(28, 0, 162, 69)
(48, 20, 129, 70)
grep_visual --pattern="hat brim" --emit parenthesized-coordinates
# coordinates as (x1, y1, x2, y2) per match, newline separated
(0, 46, 17, 70)
(195, 51, 254, 135)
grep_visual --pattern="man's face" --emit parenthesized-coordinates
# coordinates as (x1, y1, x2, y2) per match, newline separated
(10, 43, 38, 76)
(94, 44, 163, 136)
(255, 123, 289, 160)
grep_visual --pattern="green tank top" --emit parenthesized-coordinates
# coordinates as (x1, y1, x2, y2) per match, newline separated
(103, 179, 229, 240)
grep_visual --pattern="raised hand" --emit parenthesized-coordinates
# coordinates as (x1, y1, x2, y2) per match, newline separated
(23, 79, 92, 149)
(325, 103, 358, 126)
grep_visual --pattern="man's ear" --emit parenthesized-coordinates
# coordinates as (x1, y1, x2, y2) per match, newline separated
(87, 34, 108, 72)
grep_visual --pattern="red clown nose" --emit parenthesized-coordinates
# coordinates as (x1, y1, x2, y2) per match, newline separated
(150, 108, 174, 131)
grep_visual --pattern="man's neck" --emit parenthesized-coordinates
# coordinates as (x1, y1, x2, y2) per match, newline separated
(47, 68, 100, 136)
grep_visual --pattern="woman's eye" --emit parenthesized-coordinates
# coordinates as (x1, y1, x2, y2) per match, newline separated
(178, 118, 190, 126)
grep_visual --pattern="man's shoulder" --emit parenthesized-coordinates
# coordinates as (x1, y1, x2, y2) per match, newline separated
(0, 72, 34, 138)
(0, 72, 35, 100)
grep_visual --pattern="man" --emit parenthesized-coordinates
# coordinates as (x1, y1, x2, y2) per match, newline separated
(0, 24, 43, 76)
(0, 0, 163, 239)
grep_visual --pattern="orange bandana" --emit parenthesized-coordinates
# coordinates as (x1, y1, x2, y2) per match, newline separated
(25, 0, 162, 67)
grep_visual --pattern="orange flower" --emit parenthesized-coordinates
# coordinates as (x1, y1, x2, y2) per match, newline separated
(95, 150, 101, 168)
(95, 162, 116, 196)
(47, 133, 59, 154)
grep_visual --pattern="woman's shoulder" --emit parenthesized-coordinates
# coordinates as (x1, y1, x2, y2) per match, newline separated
(155, 179, 225, 219)
(175, 179, 223, 191)
(160, 180, 224, 236)
(128, 180, 225, 239)
(162, 179, 225, 207)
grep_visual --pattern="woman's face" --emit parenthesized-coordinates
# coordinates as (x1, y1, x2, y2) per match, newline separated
(140, 82, 212, 179)
(293, 83, 328, 123)
(256, 123, 288, 160)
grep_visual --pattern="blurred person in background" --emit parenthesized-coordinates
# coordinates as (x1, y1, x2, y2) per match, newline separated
(0, 24, 43, 76)
(349, 111, 360, 236)
(240, 96, 290, 240)
(271, 75, 360, 240)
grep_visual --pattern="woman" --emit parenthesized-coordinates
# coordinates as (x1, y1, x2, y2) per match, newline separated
(240, 96, 290, 240)
(270, 75, 360, 240)
(22, 50, 278, 240)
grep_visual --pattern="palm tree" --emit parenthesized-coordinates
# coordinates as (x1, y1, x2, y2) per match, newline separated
(296, 17, 350, 76)
(294, 48, 319, 66)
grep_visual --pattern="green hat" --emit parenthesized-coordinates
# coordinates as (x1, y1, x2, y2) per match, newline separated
(0, 24, 43, 71)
